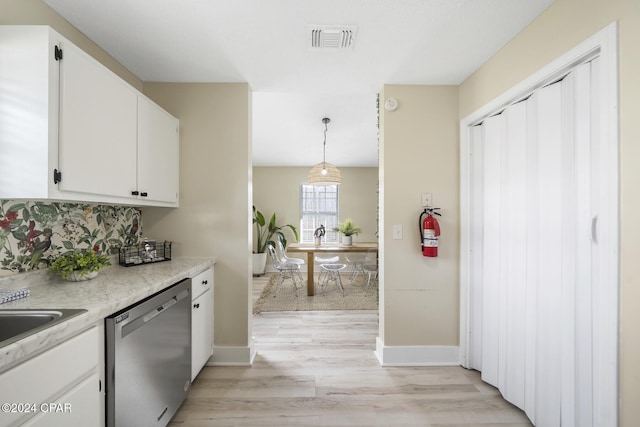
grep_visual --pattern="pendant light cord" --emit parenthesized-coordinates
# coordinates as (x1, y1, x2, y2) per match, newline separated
(322, 117, 330, 168)
(323, 120, 328, 166)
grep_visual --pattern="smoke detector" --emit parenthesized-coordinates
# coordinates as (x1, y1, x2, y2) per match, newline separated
(308, 25, 357, 50)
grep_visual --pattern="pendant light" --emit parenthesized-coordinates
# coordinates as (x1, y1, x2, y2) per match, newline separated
(307, 117, 341, 185)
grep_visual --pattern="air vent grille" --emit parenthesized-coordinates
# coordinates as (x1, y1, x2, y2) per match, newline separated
(308, 25, 357, 49)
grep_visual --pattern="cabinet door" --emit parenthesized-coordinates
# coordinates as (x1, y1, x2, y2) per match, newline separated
(192, 288, 213, 381)
(58, 40, 137, 198)
(191, 268, 214, 381)
(0, 26, 56, 199)
(22, 374, 101, 427)
(137, 96, 179, 204)
(0, 327, 99, 427)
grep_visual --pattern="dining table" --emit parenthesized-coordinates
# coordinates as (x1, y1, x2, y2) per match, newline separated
(287, 242, 378, 296)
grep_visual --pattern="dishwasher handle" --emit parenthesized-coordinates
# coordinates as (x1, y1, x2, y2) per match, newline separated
(120, 287, 190, 339)
(143, 296, 178, 324)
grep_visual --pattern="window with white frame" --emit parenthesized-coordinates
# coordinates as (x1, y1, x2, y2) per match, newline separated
(300, 184, 339, 243)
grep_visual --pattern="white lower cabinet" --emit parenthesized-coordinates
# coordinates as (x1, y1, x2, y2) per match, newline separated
(191, 268, 214, 381)
(0, 327, 101, 427)
(22, 373, 100, 427)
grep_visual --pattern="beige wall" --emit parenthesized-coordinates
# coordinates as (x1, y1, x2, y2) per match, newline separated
(380, 85, 460, 346)
(1, 0, 143, 90)
(142, 83, 252, 349)
(252, 167, 379, 246)
(458, 0, 639, 423)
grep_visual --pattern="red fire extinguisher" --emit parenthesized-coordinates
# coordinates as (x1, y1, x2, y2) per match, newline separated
(419, 208, 441, 257)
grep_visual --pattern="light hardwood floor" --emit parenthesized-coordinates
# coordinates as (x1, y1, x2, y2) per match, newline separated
(168, 274, 532, 426)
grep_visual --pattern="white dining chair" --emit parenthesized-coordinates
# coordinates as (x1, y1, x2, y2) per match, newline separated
(267, 244, 301, 297)
(362, 249, 378, 291)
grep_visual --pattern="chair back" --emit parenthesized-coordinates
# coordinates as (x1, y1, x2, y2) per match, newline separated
(345, 253, 364, 264)
(315, 255, 340, 264)
(276, 240, 288, 264)
(363, 249, 378, 272)
(364, 248, 377, 264)
(266, 244, 281, 268)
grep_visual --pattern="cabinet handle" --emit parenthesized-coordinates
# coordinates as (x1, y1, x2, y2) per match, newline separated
(193, 303, 200, 309)
(202, 280, 208, 285)
(131, 191, 139, 196)
(140, 192, 148, 197)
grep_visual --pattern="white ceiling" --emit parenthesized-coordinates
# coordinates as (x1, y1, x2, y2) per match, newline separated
(43, 0, 555, 167)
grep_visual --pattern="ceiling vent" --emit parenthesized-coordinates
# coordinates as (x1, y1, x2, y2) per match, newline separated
(308, 25, 357, 50)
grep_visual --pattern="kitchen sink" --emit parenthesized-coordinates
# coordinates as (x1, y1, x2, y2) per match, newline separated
(0, 309, 87, 348)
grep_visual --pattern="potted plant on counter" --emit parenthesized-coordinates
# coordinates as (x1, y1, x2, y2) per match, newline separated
(334, 218, 362, 246)
(49, 249, 111, 281)
(252, 206, 299, 276)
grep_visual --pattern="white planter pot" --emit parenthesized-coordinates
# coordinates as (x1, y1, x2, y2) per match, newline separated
(66, 271, 98, 281)
(342, 235, 353, 246)
(253, 253, 268, 276)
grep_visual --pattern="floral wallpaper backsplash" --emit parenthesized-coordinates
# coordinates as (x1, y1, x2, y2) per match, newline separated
(0, 200, 143, 276)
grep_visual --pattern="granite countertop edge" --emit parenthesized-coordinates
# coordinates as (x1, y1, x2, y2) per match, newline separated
(0, 256, 215, 372)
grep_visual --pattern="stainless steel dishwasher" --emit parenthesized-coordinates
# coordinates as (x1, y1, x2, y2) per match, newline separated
(106, 278, 191, 427)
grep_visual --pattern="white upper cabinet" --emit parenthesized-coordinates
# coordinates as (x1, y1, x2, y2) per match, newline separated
(58, 39, 138, 199)
(137, 96, 179, 204)
(0, 25, 179, 207)
(0, 26, 58, 200)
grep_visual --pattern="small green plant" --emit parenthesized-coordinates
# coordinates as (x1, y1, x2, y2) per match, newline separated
(334, 218, 362, 236)
(49, 249, 111, 279)
(252, 206, 299, 253)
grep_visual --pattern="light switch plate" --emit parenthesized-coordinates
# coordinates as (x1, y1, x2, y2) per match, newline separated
(422, 192, 432, 207)
(392, 224, 403, 239)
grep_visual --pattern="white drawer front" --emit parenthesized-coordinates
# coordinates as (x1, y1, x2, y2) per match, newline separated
(191, 268, 213, 300)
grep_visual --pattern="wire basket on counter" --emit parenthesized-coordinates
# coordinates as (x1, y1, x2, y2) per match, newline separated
(118, 240, 172, 267)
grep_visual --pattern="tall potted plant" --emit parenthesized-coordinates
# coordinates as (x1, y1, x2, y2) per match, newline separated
(252, 206, 299, 275)
(334, 218, 362, 246)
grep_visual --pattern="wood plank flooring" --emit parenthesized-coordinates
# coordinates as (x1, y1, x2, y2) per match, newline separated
(168, 274, 532, 427)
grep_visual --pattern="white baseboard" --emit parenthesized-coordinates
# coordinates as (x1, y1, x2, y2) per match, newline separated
(374, 337, 459, 366)
(208, 339, 256, 366)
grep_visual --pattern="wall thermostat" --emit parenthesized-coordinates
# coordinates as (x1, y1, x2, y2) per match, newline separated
(384, 97, 398, 111)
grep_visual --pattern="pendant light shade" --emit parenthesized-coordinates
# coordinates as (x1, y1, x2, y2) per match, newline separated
(308, 117, 341, 185)
(307, 162, 342, 185)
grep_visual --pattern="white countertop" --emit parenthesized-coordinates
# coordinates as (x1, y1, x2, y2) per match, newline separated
(0, 257, 214, 372)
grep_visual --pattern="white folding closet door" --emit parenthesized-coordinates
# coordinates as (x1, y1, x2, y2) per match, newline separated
(534, 78, 564, 427)
(468, 125, 484, 372)
(469, 59, 598, 427)
(501, 101, 528, 411)
(573, 59, 595, 427)
(479, 113, 505, 388)
(523, 93, 539, 424)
